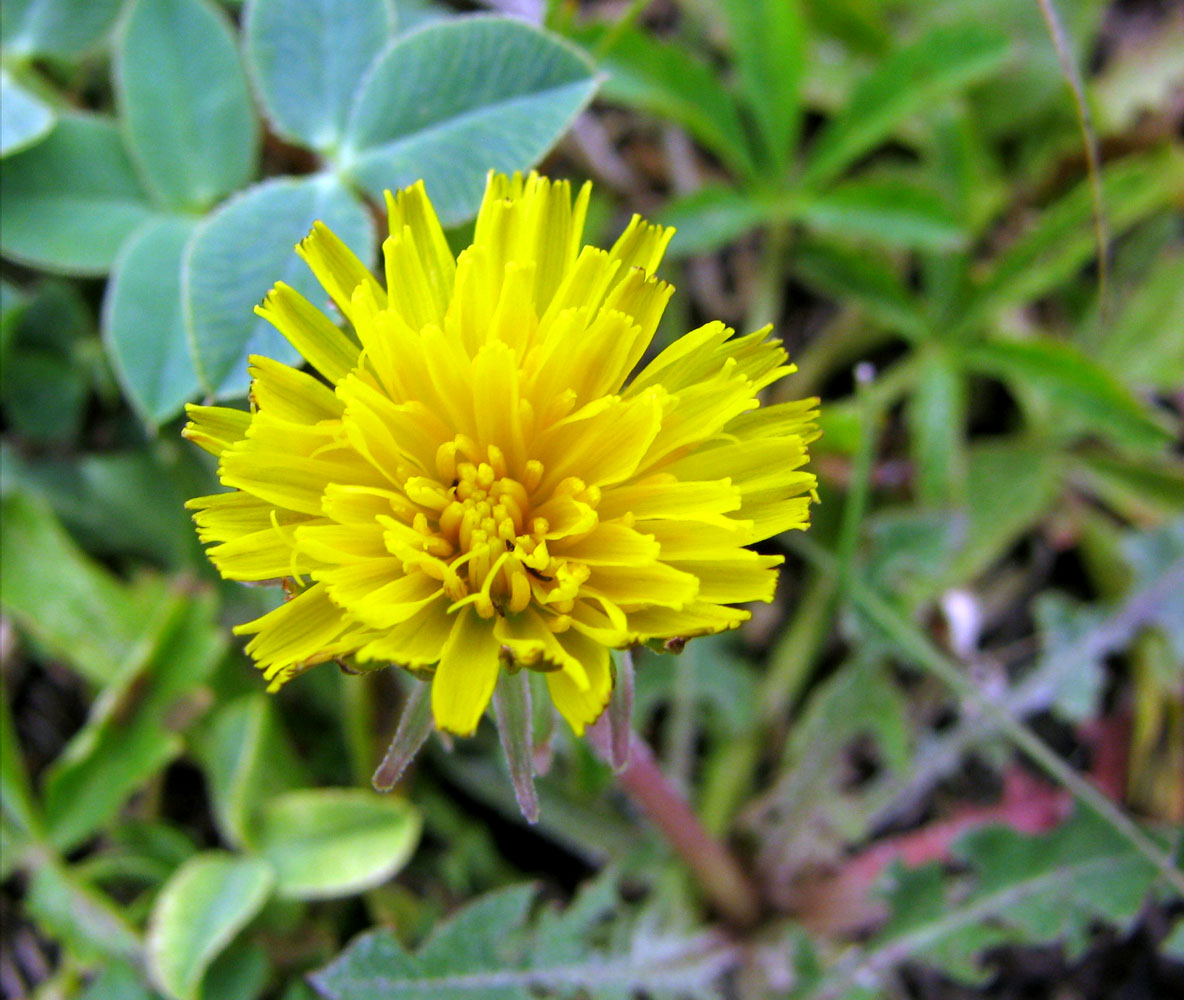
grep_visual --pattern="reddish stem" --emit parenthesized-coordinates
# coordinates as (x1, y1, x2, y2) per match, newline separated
(588, 714, 761, 928)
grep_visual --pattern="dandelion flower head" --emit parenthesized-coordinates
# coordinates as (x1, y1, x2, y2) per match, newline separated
(184, 172, 819, 736)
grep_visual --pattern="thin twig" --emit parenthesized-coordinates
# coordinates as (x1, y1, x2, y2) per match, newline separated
(1036, 0, 1110, 318)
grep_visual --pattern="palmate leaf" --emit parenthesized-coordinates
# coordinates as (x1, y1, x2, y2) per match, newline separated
(805, 811, 1174, 996)
(311, 876, 736, 1000)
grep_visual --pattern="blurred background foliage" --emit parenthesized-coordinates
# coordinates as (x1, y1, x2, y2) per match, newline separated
(1, 0, 1182, 998)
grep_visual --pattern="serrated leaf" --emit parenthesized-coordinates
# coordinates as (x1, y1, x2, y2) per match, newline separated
(115, 0, 258, 211)
(862, 813, 1167, 987)
(1, 0, 122, 58)
(311, 878, 734, 1000)
(184, 173, 373, 397)
(103, 215, 202, 425)
(339, 17, 597, 224)
(244, 0, 395, 152)
(147, 853, 275, 1000)
(802, 24, 1011, 188)
(959, 337, 1175, 452)
(0, 68, 54, 157)
(720, 0, 805, 175)
(0, 114, 155, 275)
(254, 789, 420, 900)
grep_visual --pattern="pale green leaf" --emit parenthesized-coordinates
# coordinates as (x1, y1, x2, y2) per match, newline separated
(184, 173, 373, 397)
(254, 789, 421, 900)
(147, 853, 275, 1000)
(244, 0, 395, 152)
(115, 0, 258, 211)
(103, 216, 202, 425)
(340, 17, 597, 225)
(0, 114, 155, 275)
(0, 0, 122, 57)
(0, 68, 54, 157)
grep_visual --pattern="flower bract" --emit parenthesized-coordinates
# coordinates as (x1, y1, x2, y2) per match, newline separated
(184, 172, 818, 736)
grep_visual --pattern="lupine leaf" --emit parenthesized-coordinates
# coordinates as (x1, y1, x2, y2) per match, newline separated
(802, 24, 1010, 188)
(0, 68, 54, 157)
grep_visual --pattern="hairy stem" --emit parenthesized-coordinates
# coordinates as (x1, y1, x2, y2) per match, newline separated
(588, 704, 761, 928)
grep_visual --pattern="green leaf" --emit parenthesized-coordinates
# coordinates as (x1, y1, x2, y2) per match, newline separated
(720, 0, 805, 175)
(41, 592, 223, 852)
(571, 23, 755, 181)
(77, 962, 157, 1000)
(658, 185, 774, 257)
(1, 0, 122, 57)
(27, 860, 142, 965)
(254, 789, 420, 900)
(0, 495, 179, 686)
(964, 148, 1184, 330)
(0, 114, 155, 275)
(791, 236, 929, 338)
(115, 0, 258, 211)
(947, 440, 1062, 585)
(184, 173, 373, 397)
(959, 338, 1175, 452)
(1090, 251, 1184, 392)
(103, 215, 202, 425)
(199, 694, 304, 849)
(311, 877, 734, 999)
(0, 680, 44, 871)
(0, 279, 93, 443)
(907, 351, 967, 508)
(147, 853, 275, 1000)
(793, 178, 965, 251)
(0, 68, 54, 157)
(802, 24, 1011, 188)
(244, 0, 395, 153)
(0, 444, 208, 568)
(340, 17, 597, 225)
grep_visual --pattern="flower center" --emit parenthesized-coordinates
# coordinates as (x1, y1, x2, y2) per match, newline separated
(395, 438, 593, 621)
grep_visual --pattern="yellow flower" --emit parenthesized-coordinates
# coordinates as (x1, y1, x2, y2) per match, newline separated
(184, 172, 818, 737)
